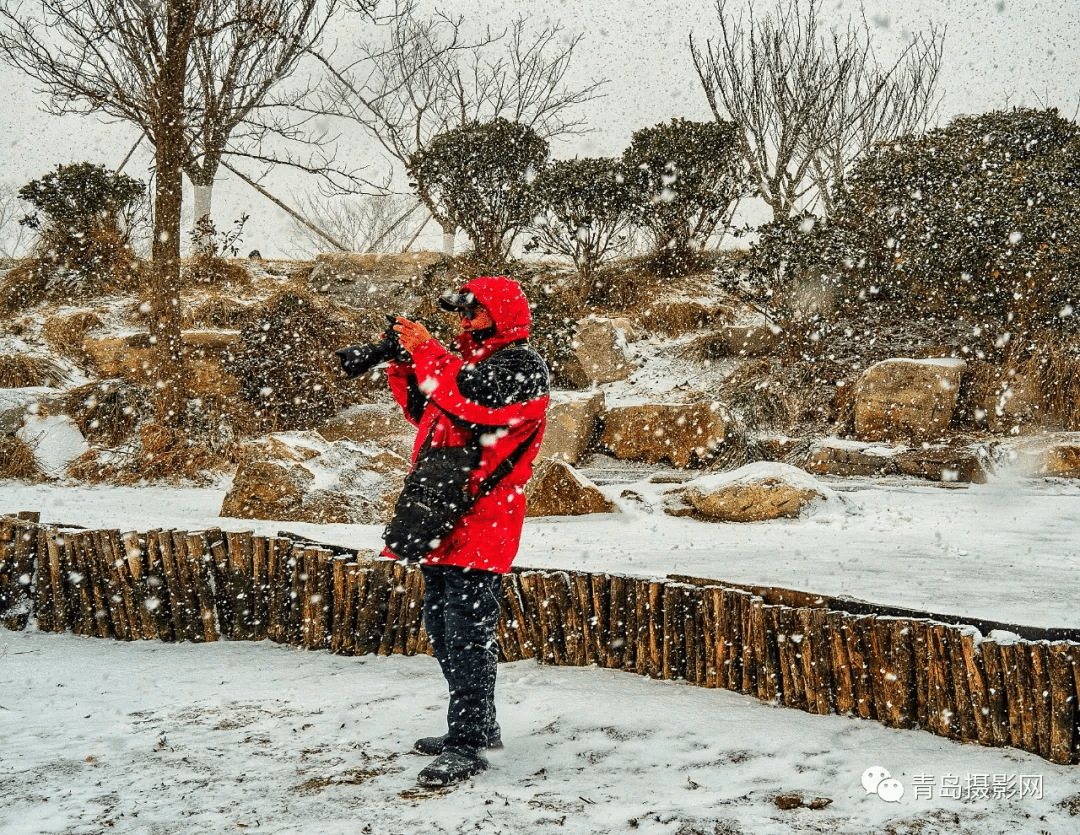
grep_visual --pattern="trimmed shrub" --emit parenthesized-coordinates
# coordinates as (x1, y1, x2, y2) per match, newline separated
(408, 118, 549, 267)
(527, 157, 636, 296)
(622, 119, 748, 276)
(823, 108, 1080, 332)
(13, 162, 145, 307)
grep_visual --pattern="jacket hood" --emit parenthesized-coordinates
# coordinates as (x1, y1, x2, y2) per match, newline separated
(455, 276, 532, 360)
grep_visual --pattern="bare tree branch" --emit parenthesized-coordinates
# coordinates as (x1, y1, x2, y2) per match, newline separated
(690, 0, 945, 220)
(312, 0, 606, 252)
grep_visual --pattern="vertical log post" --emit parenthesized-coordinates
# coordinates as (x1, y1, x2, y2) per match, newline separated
(1047, 643, 1077, 765)
(251, 536, 270, 641)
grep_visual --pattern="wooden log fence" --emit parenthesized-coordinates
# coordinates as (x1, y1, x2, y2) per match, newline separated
(1, 512, 1078, 767)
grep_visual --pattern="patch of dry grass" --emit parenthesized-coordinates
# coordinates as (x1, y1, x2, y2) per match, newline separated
(0, 435, 40, 480)
(184, 295, 254, 329)
(182, 256, 254, 290)
(0, 354, 66, 388)
(67, 419, 241, 486)
(42, 310, 104, 365)
(1011, 332, 1080, 429)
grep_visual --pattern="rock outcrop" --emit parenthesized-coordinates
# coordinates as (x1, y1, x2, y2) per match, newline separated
(83, 330, 241, 396)
(307, 252, 441, 311)
(853, 358, 965, 442)
(525, 459, 616, 517)
(569, 316, 636, 385)
(664, 462, 832, 522)
(318, 404, 415, 459)
(600, 402, 726, 468)
(221, 432, 406, 524)
(807, 439, 988, 483)
(536, 391, 605, 466)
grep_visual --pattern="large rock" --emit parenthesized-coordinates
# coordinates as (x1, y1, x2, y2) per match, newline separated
(221, 431, 407, 524)
(537, 391, 605, 466)
(318, 403, 415, 459)
(525, 459, 616, 517)
(807, 438, 988, 483)
(805, 440, 899, 477)
(1042, 441, 1080, 477)
(570, 316, 637, 385)
(83, 330, 241, 396)
(308, 252, 442, 312)
(664, 462, 832, 522)
(893, 447, 988, 484)
(1006, 433, 1080, 477)
(853, 358, 966, 442)
(600, 402, 726, 468)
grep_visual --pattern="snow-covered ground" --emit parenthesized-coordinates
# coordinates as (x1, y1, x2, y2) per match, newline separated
(2, 628, 1079, 835)
(3, 474, 1080, 833)
(3, 470, 1080, 629)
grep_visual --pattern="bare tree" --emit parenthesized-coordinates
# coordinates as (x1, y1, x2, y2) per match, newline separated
(317, 0, 605, 253)
(285, 191, 420, 257)
(690, 0, 944, 220)
(184, 0, 376, 238)
(0, 0, 207, 423)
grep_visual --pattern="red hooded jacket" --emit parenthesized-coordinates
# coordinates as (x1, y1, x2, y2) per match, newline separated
(382, 276, 550, 573)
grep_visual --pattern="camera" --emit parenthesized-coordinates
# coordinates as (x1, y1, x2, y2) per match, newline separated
(335, 314, 411, 378)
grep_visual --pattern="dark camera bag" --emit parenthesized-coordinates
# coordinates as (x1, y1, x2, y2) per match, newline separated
(382, 414, 539, 563)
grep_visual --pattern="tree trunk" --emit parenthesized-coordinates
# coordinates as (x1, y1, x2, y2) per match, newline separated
(148, 0, 199, 427)
(441, 223, 456, 256)
(192, 179, 213, 240)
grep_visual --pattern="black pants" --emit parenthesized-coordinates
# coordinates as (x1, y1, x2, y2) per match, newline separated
(420, 564, 502, 753)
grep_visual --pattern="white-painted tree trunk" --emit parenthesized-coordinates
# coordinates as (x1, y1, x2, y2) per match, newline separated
(192, 182, 213, 246)
(442, 227, 455, 256)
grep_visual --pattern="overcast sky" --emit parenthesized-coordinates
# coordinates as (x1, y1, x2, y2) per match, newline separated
(2, 0, 1079, 257)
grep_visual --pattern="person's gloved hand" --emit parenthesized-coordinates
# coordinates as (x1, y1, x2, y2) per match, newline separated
(393, 316, 434, 354)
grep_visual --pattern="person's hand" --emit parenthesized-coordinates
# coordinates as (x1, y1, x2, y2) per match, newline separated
(393, 316, 433, 354)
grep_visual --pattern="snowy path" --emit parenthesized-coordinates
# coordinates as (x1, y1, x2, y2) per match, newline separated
(1, 630, 1079, 835)
(3, 476, 1080, 629)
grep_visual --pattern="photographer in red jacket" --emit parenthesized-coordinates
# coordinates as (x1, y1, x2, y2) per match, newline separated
(385, 276, 549, 787)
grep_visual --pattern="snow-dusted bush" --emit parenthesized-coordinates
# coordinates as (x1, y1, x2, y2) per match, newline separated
(622, 118, 748, 276)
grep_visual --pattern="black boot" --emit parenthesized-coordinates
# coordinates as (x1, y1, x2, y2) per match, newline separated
(417, 747, 489, 787)
(413, 725, 503, 756)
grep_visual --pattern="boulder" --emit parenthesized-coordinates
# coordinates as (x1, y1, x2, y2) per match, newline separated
(525, 459, 616, 517)
(806, 438, 988, 483)
(600, 402, 726, 468)
(1042, 441, 1080, 477)
(664, 462, 832, 522)
(536, 391, 605, 466)
(570, 316, 636, 385)
(1006, 433, 1080, 478)
(853, 358, 966, 442)
(308, 251, 442, 311)
(318, 403, 415, 459)
(805, 440, 899, 478)
(893, 447, 988, 484)
(221, 431, 407, 524)
(83, 330, 242, 396)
